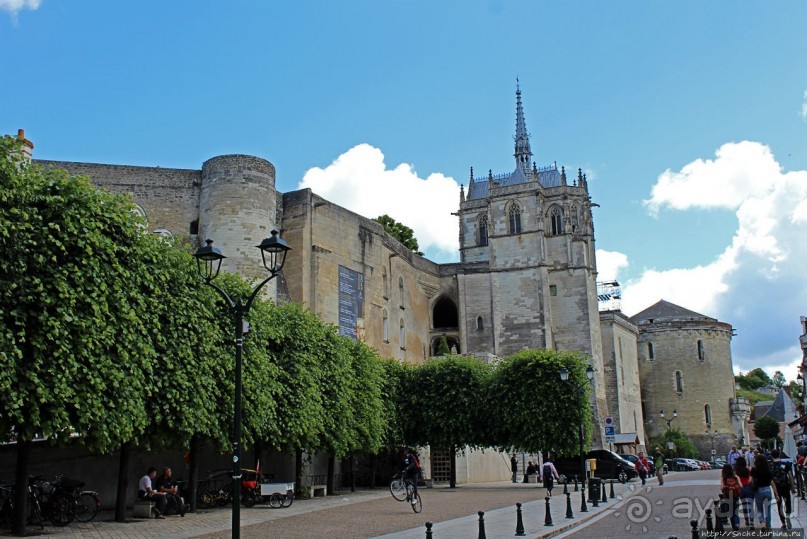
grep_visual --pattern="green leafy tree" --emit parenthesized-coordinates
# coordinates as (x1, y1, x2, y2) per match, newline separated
(435, 336, 451, 356)
(788, 380, 804, 412)
(649, 428, 698, 458)
(488, 349, 592, 457)
(736, 368, 772, 391)
(754, 416, 780, 447)
(374, 214, 423, 255)
(409, 355, 492, 487)
(772, 371, 786, 388)
(0, 136, 232, 531)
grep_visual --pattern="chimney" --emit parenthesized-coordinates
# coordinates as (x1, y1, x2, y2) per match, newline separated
(17, 129, 34, 161)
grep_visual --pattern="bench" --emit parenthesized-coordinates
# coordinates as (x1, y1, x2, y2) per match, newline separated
(133, 499, 155, 518)
(311, 484, 327, 497)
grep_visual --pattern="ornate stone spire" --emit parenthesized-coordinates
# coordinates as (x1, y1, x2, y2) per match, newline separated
(514, 80, 532, 175)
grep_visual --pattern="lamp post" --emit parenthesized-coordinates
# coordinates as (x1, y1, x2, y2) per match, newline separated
(193, 230, 290, 539)
(706, 426, 717, 464)
(560, 365, 595, 505)
(660, 409, 678, 431)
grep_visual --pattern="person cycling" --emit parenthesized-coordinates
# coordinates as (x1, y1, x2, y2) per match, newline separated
(402, 449, 421, 501)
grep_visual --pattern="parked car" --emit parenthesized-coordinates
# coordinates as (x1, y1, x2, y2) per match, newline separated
(619, 454, 656, 475)
(669, 458, 701, 471)
(554, 449, 637, 481)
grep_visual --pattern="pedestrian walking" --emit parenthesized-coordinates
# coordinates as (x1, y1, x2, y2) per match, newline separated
(720, 463, 741, 531)
(635, 451, 650, 486)
(750, 454, 779, 530)
(542, 454, 560, 497)
(511, 453, 518, 484)
(734, 456, 753, 528)
(654, 447, 665, 486)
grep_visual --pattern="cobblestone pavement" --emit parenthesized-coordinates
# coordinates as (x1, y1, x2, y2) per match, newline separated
(2, 474, 762, 538)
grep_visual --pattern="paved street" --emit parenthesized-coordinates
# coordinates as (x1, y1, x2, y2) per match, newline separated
(3, 471, 806, 538)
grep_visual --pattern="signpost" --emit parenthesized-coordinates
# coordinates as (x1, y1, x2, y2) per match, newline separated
(604, 416, 616, 446)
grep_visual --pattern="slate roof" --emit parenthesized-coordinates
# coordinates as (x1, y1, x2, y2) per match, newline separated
(467, 166, 563, 200)
(629, 299, 715, 324)
(760, 388, 798, 422)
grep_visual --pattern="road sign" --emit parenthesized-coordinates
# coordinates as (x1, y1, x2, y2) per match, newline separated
(605, 416, 614, 426)
(604, 425, 615, 436)
(711, 449, 716, 455)
(605, 435, 616, 443)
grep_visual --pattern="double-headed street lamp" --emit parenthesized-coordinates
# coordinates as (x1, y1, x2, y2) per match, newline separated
(193, 230, 290, 539)
(560, 365, 595, 512)
(660, 409, 678, 431)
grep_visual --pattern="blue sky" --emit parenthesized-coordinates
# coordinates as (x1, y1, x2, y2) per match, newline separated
(2, 1, 807, 379)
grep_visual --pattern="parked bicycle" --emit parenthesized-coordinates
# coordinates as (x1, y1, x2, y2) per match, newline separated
(53, 476, 100, 523)
(389, 472, 421, 513)
(0, 476, 45, 530)
(34, 475, 75, 526)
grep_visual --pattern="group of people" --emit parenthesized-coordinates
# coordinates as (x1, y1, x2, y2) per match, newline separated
(719, 444, 800, 531)
(511, 453, 561, 495)
(138, 466, 190, 519)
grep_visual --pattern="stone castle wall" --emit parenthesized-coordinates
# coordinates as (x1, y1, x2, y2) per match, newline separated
(600, 311, 645, 447)
(637, 320, 736, 457)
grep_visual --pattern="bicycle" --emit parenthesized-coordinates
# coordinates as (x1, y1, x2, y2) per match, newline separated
(389, 472, 421, 513)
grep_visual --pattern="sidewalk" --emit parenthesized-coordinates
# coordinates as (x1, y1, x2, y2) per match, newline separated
(375, 478, 636, 539)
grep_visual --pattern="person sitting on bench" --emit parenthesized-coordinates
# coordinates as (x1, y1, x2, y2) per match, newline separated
(138, 466, 168, 518)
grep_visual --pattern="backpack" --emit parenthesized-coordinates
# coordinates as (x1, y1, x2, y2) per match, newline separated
(722, 476, 741, 498)
(543, 463, 553, 481)
(772, 461, 791, 489)
(406, 452, 422, 470)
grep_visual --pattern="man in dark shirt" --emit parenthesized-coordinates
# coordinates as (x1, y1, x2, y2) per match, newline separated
(155, 467, 188, 517)
(511, 454, 518, 483)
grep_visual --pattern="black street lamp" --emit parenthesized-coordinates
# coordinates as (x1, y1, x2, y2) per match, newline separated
(706, 426, 718, 463)
(660, 409, 678, 431)
(193, 230, 290, 539)
(560, 365, 595, 511)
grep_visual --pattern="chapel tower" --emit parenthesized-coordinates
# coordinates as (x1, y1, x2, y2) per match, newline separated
(454, 85, 607, 445)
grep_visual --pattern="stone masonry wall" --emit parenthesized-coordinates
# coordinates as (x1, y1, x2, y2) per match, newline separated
(638, 321, 735, 457)
(35, 159, 201, 242)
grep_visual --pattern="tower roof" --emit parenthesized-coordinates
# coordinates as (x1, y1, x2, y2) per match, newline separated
(514, 80, 532, 175)
(466, 84, 563, 200)
(629, 299, 716, 324)
(760, 388, 798, 423)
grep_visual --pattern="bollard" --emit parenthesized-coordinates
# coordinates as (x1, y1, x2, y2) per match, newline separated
(565, 491, 574, 519)
(601, 481, 607, 503)
(515, 503, 525, 536)
(563, 478, 568, 495)
(609, 480, 615, 499)
(714, 497, 725, 532)
(544, 496, 553, 526)
(425, 522, 433, 539)
(478, 511, 487, 539)
(574, 476, 579, 492)
(580, 486, 588, 513)
(705, 508, 713, 532)
(591, 481, 599, 508)
(690, 519, 700, 539)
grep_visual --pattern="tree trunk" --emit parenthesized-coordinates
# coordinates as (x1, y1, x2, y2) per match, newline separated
(326, 455, 335, 495)
(114, 441, 131, 523)
(370, 454, 377, 489)
(12, 439, 31, 536)
(449, 444, 457, 489)
(349, 455, 355, 493)
(295, 449, 303, 495)
(187, 435, 201, 513)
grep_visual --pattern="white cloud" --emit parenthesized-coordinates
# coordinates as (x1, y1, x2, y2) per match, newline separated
(0, 0, 41, 15)
(643, 141, 779, 216)
(299, 144, 460, 258)
(801, 90, 807, 120)
(625, 141, 807, 374)
(595, 249, 628, 283)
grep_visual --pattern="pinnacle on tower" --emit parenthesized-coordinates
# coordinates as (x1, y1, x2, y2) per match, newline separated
(514, 82, 532, 175)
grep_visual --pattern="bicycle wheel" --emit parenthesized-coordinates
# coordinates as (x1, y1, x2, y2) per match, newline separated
(49, 494, 75, 526)
(28, 496, 44, 529)
(74, 492, 99, 523)
(198, 490, 215, 509)
(390, 476, 407, 501)
(268, 493, 283, 508)
(410, 491, 422, 513)
(281, 492, 294, 508)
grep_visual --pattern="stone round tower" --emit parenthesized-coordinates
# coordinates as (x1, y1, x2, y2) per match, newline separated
(200, 154, 280, 292)
(631, 300, 737, 459)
